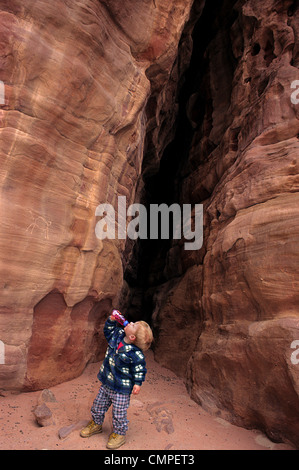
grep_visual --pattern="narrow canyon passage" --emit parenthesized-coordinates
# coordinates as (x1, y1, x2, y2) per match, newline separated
(0, 0, 299, 449)
(121, 0, 240, 350)
(118, 0, 299, 448)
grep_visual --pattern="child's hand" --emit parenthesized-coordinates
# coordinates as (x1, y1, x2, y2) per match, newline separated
(132, 385, 141, 395)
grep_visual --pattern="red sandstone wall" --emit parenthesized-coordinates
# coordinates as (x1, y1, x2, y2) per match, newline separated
(0, 0, 194, 389)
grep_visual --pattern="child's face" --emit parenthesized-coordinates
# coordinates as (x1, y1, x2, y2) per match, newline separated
(124, 321, 139, 339)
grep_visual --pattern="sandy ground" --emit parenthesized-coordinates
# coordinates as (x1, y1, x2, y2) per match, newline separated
(0, 350, 294, 451)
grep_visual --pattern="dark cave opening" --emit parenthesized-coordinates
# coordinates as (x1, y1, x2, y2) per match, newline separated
(121, 0, 240, 324)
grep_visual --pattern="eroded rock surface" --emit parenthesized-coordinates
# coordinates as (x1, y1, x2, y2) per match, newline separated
(0, 0, 299, 449)
(148, 0, 299, 448)
(0, 0, 194, 389)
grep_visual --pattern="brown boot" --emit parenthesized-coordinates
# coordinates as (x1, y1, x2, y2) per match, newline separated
(80, 420, 102, 438)
(106, 432, 126, 449)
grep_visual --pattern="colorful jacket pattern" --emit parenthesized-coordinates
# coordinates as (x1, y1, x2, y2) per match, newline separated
(98, 318, 147, 395)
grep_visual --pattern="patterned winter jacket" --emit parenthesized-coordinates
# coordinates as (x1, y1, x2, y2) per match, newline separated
(98, 318, 147, 395)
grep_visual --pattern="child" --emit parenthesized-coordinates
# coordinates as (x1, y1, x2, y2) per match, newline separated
(80, 310, 153, 449)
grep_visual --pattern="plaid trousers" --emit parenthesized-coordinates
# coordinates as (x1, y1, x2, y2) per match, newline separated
(91, 384, 131, 435)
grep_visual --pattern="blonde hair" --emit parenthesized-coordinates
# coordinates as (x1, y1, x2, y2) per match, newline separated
(134, 321, 153, 351)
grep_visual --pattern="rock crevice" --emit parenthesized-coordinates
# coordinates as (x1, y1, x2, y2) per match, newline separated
(0, 0, 299, 448)
(124, 0, 299, 448)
